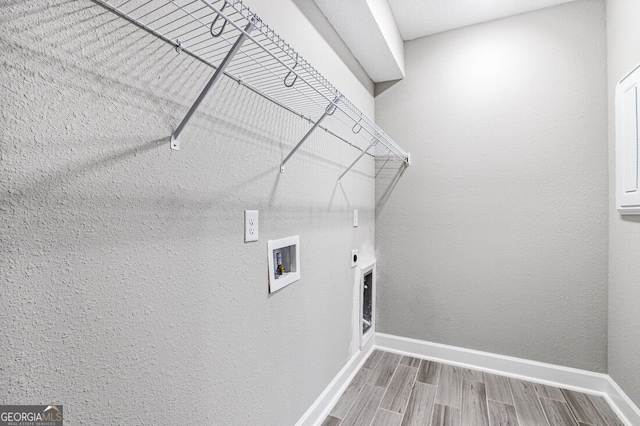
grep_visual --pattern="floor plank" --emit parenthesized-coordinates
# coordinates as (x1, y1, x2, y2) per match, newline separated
(401, 382, 437, 426)
(587, 394, 625, 426)
(540, 398, 579, 426)
(461, 367, 485, 383)
(341, 384, 386, 426)
(431, 404, 461, 426)
(561, 389, 606, 426)
(328, 351, 621, 426)
(400, 355, 422, 368)
(509, 378, 550, 426)
(484, 373, 513, 405)
(364, 350, 385, 370)
(435, 364, 463, 408)
(380, 364, 418, 414)
(487, 400, 519, 426)
(461, 380, 489, 426)
(320, 415, 342, 426)
(368, 352, 403, 388)
(372, 408, 403, 426)
(329, 368, 372, 419)
(417, 359, 441, 385)
(534, 383, 566, 402)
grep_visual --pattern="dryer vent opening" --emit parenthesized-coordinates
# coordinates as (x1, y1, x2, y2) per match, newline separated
(360, 262, 376, 348)
(363, 270, 373, 335)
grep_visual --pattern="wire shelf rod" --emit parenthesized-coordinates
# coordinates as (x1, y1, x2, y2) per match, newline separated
(337, 139, 378, 184)
(122, 0, 155, 17)
(224, 36, 333, 116)
(280, 96, 340, 173)
(235, 81, 372, 157)
(197, 0, 340, 111)
(170, 18, 256, 149)
(170, 0, 347, 127)
(93, 0, 375, 159)
(94, 0, 409, 166)
(134, 1, 175, 24)
(168, 1, 230, 41)
(95, 0, 222, 70)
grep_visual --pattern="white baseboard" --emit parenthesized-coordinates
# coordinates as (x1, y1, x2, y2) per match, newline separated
(603, 375, 640, 426)
(375, 333, 640, 426)
(295, 337, 375, 426)
(296, 333, 640, 426)
(375, 333, 606, 392)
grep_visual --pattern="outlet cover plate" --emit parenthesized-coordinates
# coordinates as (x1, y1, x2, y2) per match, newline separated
(245, 210, 258, 242)
(351, 249, 358, 268)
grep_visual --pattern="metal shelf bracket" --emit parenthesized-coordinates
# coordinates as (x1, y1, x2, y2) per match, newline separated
(280, 96, 340, 173)
(337, 137, 379, 184)
(170, 18, 256, 150)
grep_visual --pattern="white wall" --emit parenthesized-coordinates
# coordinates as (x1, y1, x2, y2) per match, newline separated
(375, 0, 609, 372)
(0, 0, 375, 424)
(606, 0, 640, 407)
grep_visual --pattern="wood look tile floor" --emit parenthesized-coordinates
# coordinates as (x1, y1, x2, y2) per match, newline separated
(321, 350, 624, 426)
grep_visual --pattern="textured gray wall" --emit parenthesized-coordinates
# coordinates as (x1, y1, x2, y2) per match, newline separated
(606, 0, 640, 407)
(0, 1, 376, 424)
(375, 0, 609, 372)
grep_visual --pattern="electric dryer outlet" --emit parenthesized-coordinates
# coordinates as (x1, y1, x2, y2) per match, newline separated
(351, 249, 358, 268)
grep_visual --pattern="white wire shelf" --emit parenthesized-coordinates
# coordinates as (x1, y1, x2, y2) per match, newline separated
(93, 0, 411, 180)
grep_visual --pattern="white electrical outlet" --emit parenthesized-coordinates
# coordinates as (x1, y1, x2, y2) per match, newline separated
(353, 210, 358, 227)
(244, 210, 258, 242)
(351, 249, 358, 268)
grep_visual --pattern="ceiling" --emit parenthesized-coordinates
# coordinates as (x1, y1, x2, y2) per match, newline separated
(388, 0, 576, 41)
(313, 0, 576, 82)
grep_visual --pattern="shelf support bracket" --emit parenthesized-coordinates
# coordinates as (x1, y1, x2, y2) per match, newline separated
(280, 96, 340, 172)
(337, 138, 378, 184)
(170, 18, 256, 150)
